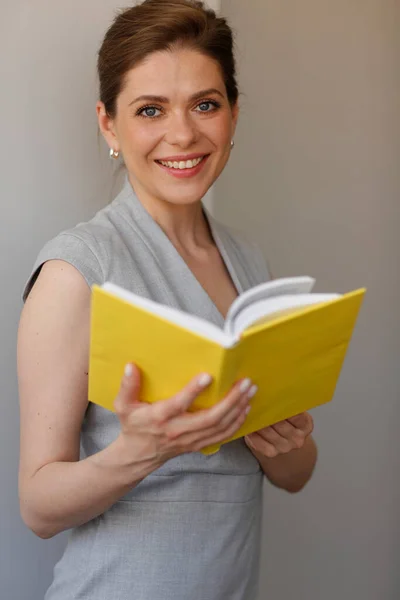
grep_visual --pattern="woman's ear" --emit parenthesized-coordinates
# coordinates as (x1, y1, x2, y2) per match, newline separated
(96, 101, 120, 153)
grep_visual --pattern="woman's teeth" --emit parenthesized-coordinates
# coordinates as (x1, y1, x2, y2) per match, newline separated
(158, 156, 204, 170)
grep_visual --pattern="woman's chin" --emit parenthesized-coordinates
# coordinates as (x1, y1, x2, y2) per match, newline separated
(157, 184, 212, 207)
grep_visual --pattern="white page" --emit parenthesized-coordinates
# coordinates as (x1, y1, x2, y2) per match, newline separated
(100, 278, 336, 349)
(224, 276, 316, 337)
(229, 293, 341, 339)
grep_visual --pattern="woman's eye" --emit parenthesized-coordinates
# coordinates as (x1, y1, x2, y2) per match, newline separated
(195, 101, 219, 113)
(137, 106, 162, 118)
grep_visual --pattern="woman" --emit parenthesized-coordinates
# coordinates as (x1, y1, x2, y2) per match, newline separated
(18, 1, 317, 598)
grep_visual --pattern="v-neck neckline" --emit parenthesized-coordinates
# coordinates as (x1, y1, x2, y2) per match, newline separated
(118, 178, 244, 325)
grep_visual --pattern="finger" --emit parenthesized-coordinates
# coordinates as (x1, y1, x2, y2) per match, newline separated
(287, 412, 314, 435)
(170, 379, 251, 435)
(114, 363, 142, 416)
(189, 403, 251, 453)
(151, 373, 213, 423)
(270, 419, 307, 450)
(271, 420, 298, 439)
(245, 433, 278, 458)
(258, 426, 295, 453)
(166, 379, 255, 439)
(188, 388, 252, 443)
(170, 383, 254, 450)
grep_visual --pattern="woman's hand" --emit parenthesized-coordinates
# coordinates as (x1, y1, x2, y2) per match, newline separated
(244, 413, 317, 493)
(244, 412, 314, 458)
(115, 363, 256, 466)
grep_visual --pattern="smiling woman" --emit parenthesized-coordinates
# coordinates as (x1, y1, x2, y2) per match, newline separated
(17, 2, 316, 600)
(97, 43, 238, 207)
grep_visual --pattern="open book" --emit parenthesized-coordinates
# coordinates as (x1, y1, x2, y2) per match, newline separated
(88, 277, 365, 454)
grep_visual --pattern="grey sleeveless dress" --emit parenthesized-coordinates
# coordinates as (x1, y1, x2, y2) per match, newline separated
(23, 177, 270, 600)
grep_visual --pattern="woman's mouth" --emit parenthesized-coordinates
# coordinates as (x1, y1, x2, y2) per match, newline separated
(155, 155, 210, 178)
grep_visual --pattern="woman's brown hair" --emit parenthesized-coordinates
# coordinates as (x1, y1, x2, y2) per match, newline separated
(97, 0, 238, 118)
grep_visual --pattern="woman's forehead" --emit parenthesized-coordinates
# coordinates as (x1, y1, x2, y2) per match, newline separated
(120, 49, 226, 101)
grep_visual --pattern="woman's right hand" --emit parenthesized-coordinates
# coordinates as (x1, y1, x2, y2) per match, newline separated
(114, 363, 257, 465)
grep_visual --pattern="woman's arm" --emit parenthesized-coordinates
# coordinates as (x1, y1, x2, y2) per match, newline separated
(17, 261, 160, 538)
(18, 261, 253, 538)
(249, 435, 317, 493)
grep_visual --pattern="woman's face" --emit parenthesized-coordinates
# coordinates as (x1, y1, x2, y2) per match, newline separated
(97, 47, 238, 208)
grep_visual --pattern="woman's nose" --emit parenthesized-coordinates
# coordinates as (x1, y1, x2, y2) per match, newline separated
(165, 112, 198, 149)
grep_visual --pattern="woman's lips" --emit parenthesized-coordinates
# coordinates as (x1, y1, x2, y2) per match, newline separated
(155, 155, 210, 179)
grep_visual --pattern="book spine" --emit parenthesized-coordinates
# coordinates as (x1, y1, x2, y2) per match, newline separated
(201, 345, 243, 456)
(216, 344, 242, 401)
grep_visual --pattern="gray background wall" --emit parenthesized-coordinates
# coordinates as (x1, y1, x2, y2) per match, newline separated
(1, 1, 398, 599)
(216, 1, 399, 599)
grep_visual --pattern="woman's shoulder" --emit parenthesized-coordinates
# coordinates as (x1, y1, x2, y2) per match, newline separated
(22, 187, 131, 302)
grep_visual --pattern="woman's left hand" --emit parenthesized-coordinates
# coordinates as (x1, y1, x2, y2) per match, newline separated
(244, 412, 314, 458)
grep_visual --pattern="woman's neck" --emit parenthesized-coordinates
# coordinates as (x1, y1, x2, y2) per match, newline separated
(130, 178, 214, 253)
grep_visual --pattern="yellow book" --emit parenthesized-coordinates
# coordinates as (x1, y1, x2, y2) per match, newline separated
(88, 277, 365, 455)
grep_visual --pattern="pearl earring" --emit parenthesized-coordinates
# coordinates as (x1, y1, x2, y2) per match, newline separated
(109, 148, 120, 160)
(231, 140, 235, 149)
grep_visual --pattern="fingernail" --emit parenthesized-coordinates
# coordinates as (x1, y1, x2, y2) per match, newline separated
(247, 385, 258, 399)
(240, 379, 252, 393)
(124, 364, 133, 378)
(245, 406, 252, 415)
(198, 373, 212, 388)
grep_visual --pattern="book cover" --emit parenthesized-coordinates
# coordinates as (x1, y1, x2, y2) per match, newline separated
(88, 285, 365, 454)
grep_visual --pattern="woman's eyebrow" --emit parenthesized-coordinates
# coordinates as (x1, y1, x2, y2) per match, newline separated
(129, 88, 225, 106)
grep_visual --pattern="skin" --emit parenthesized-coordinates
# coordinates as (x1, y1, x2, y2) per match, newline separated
(18, 48, 316, 541)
